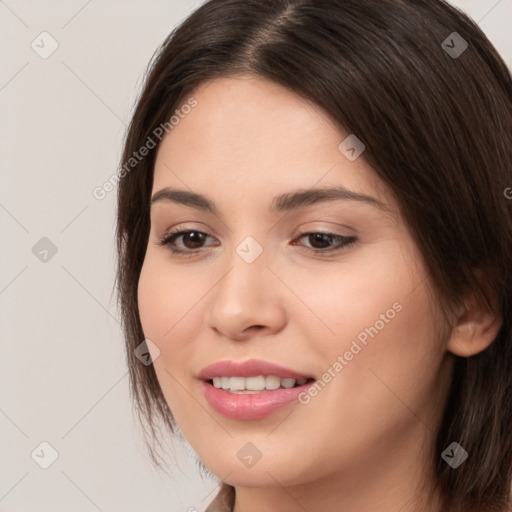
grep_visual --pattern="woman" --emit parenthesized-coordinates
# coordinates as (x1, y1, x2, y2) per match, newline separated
(115, 0, 512, 510)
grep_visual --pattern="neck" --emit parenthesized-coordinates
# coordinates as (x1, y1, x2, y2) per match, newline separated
(232, 422, 443, 512)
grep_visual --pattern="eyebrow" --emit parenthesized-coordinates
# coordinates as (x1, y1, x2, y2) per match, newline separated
(150, 186, 391, 214)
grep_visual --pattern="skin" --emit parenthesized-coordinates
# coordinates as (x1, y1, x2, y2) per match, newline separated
(137, 75, 502, 512)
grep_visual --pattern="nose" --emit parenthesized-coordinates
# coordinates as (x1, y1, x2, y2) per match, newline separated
(206, 246, 287, 342)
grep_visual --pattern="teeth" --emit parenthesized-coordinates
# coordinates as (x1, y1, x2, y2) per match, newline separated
(211, 375, 308, 393)
(265, 375, 281, 390)
(281, 378, 296, 388)
(229, 377, 245, 390)
(246, 376, 265, 390)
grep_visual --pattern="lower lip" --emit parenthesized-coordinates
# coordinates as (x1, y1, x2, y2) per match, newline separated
(201, 380, 314, 420)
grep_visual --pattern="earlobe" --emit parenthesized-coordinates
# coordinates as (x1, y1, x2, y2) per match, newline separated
(446, 292, 503, 358)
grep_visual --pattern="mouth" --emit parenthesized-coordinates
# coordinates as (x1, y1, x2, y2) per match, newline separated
(205, 375, 316, 394)
(198, 359, 317, 420)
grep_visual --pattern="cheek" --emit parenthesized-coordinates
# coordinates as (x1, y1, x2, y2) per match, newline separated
(315, 275, 445, 444)
(291, 242, 420, 359)
(137, 255, 205, 419)
(137, 254, 201, 365)
(137, 258, 170, 341)
(300, 243, 444, 416)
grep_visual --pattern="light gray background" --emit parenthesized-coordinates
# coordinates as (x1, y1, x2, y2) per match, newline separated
(1, 1, 511, 511)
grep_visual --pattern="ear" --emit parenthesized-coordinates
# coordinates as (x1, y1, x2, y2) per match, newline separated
(446, 271, 503, 358)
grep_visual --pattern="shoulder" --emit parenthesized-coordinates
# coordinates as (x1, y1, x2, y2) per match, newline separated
(205, 482, 235, 512)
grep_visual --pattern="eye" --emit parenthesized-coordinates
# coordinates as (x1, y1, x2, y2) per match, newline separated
(292, 231, 357, 254)
(158, 229, 217, 256)
(158, 229, 357, 257)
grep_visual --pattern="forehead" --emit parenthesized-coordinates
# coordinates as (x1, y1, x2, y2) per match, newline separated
(152, 75, 392, 213)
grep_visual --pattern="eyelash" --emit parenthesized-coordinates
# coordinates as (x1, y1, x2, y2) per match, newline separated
(157, 229, 357, 257)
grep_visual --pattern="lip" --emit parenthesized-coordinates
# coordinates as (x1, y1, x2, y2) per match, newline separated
(198, 359, 316, 420)
(198, 359, 314, 380)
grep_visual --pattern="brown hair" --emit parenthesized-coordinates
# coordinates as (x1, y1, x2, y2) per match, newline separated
(115, 0, 512, 510)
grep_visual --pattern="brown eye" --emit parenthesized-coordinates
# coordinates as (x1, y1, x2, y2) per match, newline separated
(305, 233, 335, 249)
(175, 231, 207, 249)
(293, 232, 357, 254)
(159, 230, 218, 255)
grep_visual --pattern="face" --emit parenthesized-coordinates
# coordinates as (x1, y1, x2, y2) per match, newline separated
(138, 75, 453, 493)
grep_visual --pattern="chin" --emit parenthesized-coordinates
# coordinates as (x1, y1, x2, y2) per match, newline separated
(201, 447, 313, 489)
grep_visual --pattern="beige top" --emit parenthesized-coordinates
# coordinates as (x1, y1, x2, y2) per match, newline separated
(205, 483, 236, 511)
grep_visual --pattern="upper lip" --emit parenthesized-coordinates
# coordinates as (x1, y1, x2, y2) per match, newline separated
(198, 359, 314, 381)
